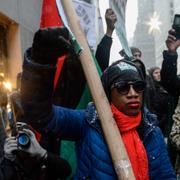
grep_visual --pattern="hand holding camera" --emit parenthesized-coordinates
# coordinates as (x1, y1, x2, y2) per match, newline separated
(4, 122, 47, 161)
(19, 128, 47, 159)
(166, 14, 180, 53)
(172, 14, 180, 40)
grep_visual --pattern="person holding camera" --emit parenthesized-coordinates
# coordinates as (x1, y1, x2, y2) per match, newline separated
(161, 28, 180, 98)
(0, 122, 71, 180)
(161, 24, 180, 178)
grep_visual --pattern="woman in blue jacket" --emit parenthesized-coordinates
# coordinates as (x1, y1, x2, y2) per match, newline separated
(21, 27, 176, 179)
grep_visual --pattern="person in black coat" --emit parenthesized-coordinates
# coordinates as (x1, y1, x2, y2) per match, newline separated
(161, 28, 180, 170)
(161, 28, 180, 103)
(147, 67, 172, 137)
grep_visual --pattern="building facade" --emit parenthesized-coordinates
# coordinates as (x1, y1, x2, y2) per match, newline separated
(0, 0, 42, 88)
(133, 0, 180, 71)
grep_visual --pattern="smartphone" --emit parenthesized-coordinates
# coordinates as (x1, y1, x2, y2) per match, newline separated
(172, 14, 180, 39)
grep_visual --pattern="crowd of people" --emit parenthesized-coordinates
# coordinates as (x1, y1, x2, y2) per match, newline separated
(0, 8, 179, 179)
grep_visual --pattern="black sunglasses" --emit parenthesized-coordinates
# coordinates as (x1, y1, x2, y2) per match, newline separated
(111, 81, 146, 95)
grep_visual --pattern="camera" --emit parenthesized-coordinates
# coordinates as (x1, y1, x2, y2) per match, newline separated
(17, 132, 30, 148)
(11, 123, 31, 148)
(172, 14, 180, 39)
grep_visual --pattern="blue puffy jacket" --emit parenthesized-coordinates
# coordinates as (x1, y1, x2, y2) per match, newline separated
(21, 49, 176, 180)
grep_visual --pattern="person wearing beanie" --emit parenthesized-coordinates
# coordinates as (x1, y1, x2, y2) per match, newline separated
(0, 121, 72, 180)
(20, 27, 176, 179)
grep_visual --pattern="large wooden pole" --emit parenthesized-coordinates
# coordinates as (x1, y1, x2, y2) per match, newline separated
(60, 0, 135, 179)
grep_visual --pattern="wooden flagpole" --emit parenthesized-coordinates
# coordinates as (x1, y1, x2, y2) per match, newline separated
(60, 0, 135, 179)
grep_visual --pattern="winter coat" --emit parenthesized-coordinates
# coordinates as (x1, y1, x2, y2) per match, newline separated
(170, 96, 180, 176)
(21, 49, 176, 180)
(95, 34, 112, 72)
(0, 151, 71, 180)
(161, 50, 179, 104)
(145, 74, 172, 137)
(161, 50, 180, 167)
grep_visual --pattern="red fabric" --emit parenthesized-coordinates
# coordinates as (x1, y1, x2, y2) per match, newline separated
(33, 0, 66, 140)
(40, 0, 63, 28)
(29, 125, 42, 142)
(111, 104, 149, 180)
(40, 0, 66, 90)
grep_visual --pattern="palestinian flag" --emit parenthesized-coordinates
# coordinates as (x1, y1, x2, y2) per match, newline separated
(40, 0, 102, 179)
(40, 0, 66, 90)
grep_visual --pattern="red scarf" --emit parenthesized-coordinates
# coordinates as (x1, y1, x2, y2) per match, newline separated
(111, 104, 149, 180)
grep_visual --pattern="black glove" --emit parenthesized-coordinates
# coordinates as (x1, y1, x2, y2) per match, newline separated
(31, 27, 75, 65)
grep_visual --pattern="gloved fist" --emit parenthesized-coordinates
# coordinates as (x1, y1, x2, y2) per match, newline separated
(31, 27, 75, 65)
(4, 137, 18, 161)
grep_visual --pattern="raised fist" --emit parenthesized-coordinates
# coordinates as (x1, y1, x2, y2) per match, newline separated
(31, 27, 75, 65)
(105, 8, 117, 36)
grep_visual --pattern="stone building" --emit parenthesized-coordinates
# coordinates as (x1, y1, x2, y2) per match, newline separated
(0, 0, 42, 88)
(133, 0, 179, 70)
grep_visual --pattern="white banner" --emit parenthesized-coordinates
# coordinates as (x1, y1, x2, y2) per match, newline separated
(56, 0, 96, 52)
(109, 0, 132, 57)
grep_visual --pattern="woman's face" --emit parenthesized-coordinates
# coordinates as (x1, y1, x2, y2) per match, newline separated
(152, 68, 161, 82)
(111, 81, 143, 116)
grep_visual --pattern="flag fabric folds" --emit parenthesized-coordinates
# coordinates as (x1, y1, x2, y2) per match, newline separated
(109, 0, 132, 57)
(40, 0, 102, 178)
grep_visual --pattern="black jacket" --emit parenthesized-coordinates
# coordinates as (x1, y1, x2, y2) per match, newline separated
(0, 152, 71, 180)
(161, 50, 180, 100)
(95, 35, 112, 72)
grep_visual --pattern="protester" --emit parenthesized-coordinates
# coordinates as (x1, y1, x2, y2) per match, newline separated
(161, 28, 180, 169)
(170, 97, 180, 179)
(146, 66, 171, 137)
(53, 8, 117, 179)
(96, 8, 117, 72)
(161, 28, 180, 102)
(53, 8, 116, 109)
(119, 46, 142, 61)
(20, 27, 176, 179)
(0, 122, 71, 180)
(130, 46, 142, 60)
